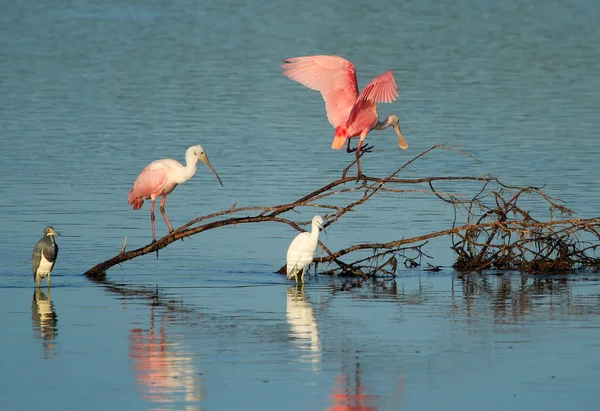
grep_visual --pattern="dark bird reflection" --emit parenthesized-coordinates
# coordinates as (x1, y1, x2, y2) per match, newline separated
(286, 284, 322, 368)
(31, 288, 58, 359)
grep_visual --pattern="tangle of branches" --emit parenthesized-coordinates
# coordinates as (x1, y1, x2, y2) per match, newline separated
(85, 144, 600, 279)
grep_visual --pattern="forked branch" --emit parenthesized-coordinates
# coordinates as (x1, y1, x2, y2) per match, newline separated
(85, 144, 600, 278)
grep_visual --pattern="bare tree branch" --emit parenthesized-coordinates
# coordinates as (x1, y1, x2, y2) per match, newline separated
(85, 145, 600, 278)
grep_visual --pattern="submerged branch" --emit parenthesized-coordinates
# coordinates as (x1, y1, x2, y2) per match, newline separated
(85, 144, 600, 278)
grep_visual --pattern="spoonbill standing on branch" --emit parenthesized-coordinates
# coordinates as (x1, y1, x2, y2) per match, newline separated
(128, 145, 223, 242)
(282, 55, 408, 178)
(286, 215, 325, 284)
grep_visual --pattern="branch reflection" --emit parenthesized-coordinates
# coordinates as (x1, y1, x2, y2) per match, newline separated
(327, 273, 600, 323)
(457, 274, 580, 322)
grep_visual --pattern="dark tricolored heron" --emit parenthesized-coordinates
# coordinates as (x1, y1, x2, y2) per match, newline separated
(32, 226, 60, 287)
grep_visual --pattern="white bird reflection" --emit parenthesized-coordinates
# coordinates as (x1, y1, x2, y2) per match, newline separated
(129, 305, 205, 411)
(286, 285, 322, 368)
(31, 287, 57, 359)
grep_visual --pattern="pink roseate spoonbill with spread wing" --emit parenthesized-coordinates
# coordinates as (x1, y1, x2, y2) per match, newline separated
(282, 55, 408, 177)
(128, 145, 223, 242)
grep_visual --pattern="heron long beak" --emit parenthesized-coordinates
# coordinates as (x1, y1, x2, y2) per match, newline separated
(394, 122, 408, 150)
(49, 228, 61, 236)
(200, 153, 223, 187)
(318, 223, 326, 234)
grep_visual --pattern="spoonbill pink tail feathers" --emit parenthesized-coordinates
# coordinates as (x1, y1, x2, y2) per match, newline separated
(331, 135, 346, 150)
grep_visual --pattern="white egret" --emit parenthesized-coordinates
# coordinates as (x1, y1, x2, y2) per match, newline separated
(286, 215, 325, 283)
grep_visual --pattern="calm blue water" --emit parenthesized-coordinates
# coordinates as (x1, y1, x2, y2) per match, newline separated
(1, 0, 600, 409)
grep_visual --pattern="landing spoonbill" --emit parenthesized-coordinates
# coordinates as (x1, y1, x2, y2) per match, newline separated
(282, 55, 408, 177)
